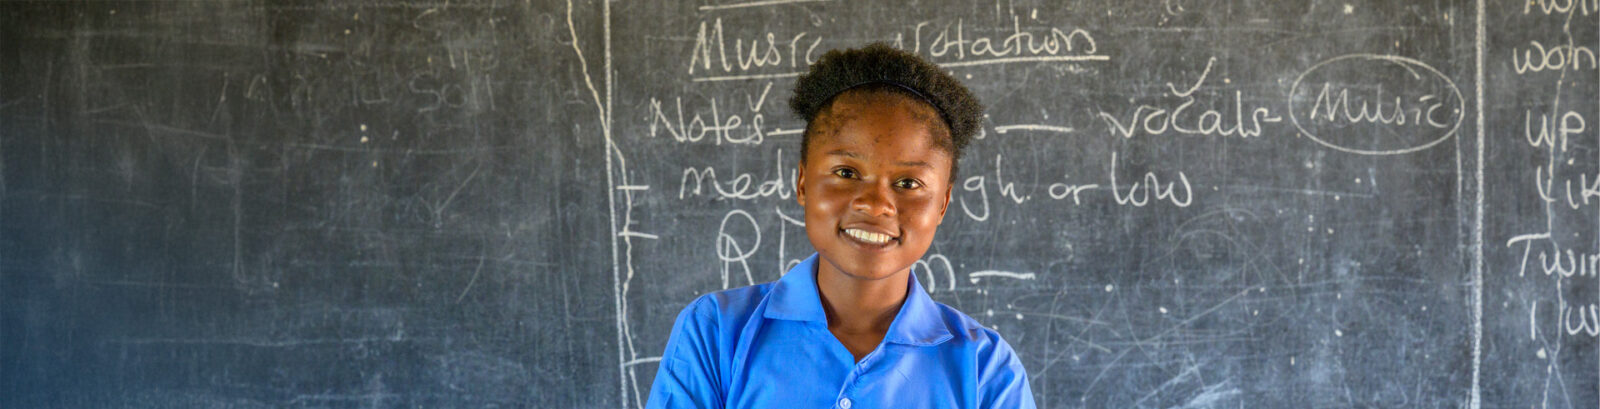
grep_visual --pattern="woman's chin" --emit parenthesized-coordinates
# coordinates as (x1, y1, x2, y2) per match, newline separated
(818, 254, 912, 282)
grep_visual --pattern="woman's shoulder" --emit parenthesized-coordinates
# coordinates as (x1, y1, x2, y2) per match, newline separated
(925, 300, 1017, 352)
(672, 281, 780, 328)
(923, 300, 1030, 383)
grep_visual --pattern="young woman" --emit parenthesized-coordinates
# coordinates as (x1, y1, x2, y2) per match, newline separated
(646, 43, 1034, 409)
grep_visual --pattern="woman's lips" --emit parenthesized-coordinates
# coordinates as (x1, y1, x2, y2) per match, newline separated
(841, 227, 897, 246)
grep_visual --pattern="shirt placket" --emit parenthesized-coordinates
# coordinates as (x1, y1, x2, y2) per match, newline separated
(833, 347, 885, 409)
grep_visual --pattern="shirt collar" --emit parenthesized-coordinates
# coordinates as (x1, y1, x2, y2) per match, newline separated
(762, 254, 828, 323)
(763, 253, 954, 346)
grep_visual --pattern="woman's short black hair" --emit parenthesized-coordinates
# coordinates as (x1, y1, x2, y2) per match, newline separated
(789, 43, 984, 183)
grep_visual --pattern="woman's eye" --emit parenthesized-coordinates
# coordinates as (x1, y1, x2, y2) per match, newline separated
(833, 168, 857, 179)
(895, 178, 922, 189)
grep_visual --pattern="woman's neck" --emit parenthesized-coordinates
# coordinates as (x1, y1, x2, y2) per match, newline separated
(814, 262, 909, 334)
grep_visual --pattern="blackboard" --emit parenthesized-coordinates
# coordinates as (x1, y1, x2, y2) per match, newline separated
(1, 0, 1596, 407)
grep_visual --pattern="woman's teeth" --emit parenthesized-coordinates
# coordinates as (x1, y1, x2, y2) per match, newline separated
(844, 228, 892, 245)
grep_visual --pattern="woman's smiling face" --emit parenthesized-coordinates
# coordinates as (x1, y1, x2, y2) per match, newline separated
(797, 91, 953, 282)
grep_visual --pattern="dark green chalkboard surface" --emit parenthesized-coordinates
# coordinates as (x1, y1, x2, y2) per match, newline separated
(2, 1, 1596, 407)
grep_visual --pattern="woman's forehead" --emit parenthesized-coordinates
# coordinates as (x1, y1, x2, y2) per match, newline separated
(810, 100, 952, 163)
(823, 90, 941, 123)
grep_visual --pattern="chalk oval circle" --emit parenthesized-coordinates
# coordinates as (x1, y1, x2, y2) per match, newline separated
(1287, 54, 1465, 156)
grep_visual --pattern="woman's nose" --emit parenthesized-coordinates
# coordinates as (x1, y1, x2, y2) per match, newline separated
(851, 181, 896, 217)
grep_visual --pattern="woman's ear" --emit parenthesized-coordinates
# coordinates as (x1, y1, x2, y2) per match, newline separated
(795, 161, 807, 207)
(939, 183, 951, 219)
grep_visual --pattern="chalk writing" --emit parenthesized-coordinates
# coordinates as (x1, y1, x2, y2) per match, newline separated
(717, 209, 761, 289)
(959, 173, 991, 222)
(1522, 108, 1588, 153)
(1098, 57, 1280, 139)
(688, 18, 820, 77)
(1500, 3, 1600, 385)
(902, 11, 1101, 65)
(1530, 166, 1600, 209)
(648, 84, 775, 145)
(1511, 39, 1598, 74)
(914, 253, 958, 293)
(1109, 152, 1192, 208)
(1522, 0, 1599, 16)
(678, 150, 795, 201)
(1304, 85, 1454, 128)
(1046, 174, 1099, 205)
(1288, 54, 1464, 155)
(968, 270, 1037, 283)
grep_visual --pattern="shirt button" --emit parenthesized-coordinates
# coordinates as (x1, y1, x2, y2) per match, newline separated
(839, 398, 853, 409)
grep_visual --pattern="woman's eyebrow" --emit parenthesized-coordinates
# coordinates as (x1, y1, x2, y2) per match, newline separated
(825, 149, 930, 168)
(825, 149, 861, 159)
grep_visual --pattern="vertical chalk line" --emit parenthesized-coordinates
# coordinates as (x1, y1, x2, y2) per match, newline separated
(598, 1, 651, 406)
(1471, 0, 1485, 408)
(600, 0, 629, 404)
(561, 0, 624, 406)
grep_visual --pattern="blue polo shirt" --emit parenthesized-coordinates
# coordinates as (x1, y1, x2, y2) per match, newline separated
(645, 254, 1035, 409)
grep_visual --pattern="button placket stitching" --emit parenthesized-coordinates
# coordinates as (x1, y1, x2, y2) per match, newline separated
(838, 348, 881, 409)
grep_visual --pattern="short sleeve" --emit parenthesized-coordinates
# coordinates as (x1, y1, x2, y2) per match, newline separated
(976, 332, 1036, 409)
(645, 296, 725, 409)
